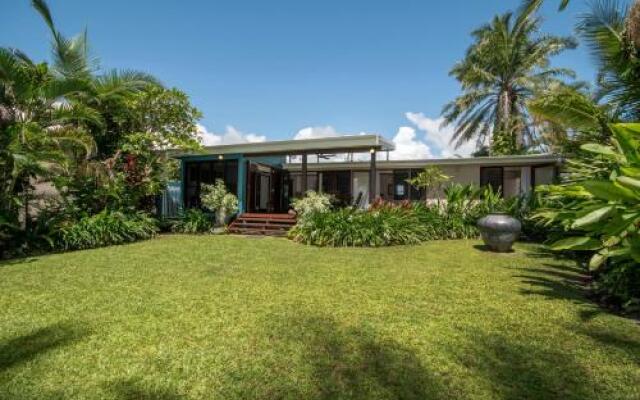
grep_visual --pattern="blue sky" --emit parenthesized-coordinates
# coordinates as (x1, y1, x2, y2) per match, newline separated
(2, 0, 597, 157)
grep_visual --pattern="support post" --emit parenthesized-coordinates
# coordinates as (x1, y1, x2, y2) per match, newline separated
(179, 159, 186, 211)
(237, 157, 247, 213)
(301, 153, 308, 195)
(369, 150, 376, 203)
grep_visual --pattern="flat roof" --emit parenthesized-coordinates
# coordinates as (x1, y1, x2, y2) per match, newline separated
(284, 154, 562, 171)
(174, 135, 395, 157)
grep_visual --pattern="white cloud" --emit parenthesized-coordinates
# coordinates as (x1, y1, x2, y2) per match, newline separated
(294, 126, 340, 140)
(197, 114, 478, 161)
(293, 126, 368, 140)
(197, 124, 267, 146)
(388, 126, 433, 160)
(292, 123, 435, 161)
(405, 112, 478, 158)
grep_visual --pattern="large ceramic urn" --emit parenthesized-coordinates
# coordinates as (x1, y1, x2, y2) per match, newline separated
(477, 213, 521, 252)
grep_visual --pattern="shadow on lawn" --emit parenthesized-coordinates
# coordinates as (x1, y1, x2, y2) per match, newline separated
(577, 325, 640, 366)
(514, 249, 593, 305)
(0, 322, 88, 372)
(109, 379, 185, 400)
(455, 329, 608, 400)
(218, 313, 451, 400)
(473, 244, 515, 253)
(217, 310, 617, 400)
(0, 256, 39, 268)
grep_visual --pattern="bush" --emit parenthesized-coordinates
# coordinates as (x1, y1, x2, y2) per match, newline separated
(290, 184, 543, 247)
(291, 191, 332, 220)
(201, 180, 238, 224)
(172, 208, 213, 234)
(290, 207, 428, 247)
(537, 123, 640, 313)
(58, 211, 157, 251)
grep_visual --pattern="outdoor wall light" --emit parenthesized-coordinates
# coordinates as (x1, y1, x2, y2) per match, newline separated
(218, 155, 224, 160)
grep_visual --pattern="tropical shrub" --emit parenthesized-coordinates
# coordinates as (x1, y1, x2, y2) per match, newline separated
(58, 211, 157, 251)
(538, 123, 640, 312)
(289, 183, 541, 247)
(406, 166, 451, 202)
(172, 209, 214, 234)
(201, 180, 239, 225)
(291, 191, 332, 220)
(289, 207, 428, 247)
(0, 0, 203, 258)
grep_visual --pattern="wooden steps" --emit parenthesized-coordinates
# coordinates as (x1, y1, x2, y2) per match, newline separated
(228, 213, 296, 237)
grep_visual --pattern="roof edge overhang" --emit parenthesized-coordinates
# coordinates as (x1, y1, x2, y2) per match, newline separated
(283, 154, 563, 171)
(171, 134, 395, 158)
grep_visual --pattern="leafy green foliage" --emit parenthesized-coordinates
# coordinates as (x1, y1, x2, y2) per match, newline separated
(528, 83, 615, 154)
(58, 211, 157, 251)
(171, 209, 213, 234)
(200, 179, 239, 225)
(291, 191, 333, 220)
(406, 166, 451, 201)
(290, 184, 527, 247)
(1, 0, 203, 256)
(538, 123, 640, 311)
(577, 0, 640, 120)
(290, 207, 428, 247)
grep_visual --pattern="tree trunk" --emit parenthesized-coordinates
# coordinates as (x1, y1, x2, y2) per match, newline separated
(627, 0, 640, 49)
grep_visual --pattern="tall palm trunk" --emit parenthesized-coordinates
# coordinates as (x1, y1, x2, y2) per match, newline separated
(627, 0, 640, 49)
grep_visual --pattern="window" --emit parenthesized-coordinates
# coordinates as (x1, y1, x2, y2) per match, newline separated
(289, 172, 319, 198)
(183, 160, 239, 208)
(393, 170, 410, 200)
(321, 171, 351, 205)
(480, 167, 504, 195)
(533, 166, 555, 186)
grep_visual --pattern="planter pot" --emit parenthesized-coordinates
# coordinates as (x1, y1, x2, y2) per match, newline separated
(215, 210, 236, 227)
(477, 213, 521, 252)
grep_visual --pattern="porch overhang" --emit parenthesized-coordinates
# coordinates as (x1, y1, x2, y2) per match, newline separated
(173, 134, 395, 158)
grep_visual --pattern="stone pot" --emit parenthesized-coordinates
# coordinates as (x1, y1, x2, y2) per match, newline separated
(477, 212, 521, 252)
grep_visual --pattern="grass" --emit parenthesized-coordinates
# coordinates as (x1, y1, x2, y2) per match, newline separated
(0, 236, 639, 399)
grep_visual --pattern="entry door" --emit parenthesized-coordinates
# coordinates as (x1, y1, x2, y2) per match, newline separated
(256, 173, 271, 212)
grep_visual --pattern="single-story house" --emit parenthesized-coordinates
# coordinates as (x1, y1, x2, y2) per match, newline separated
(168, 135, 561, 215)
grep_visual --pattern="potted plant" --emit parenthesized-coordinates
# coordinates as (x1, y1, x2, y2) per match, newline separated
(201, 180, 239, 228)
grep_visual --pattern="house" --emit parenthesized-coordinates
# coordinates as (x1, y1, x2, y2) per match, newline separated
(170, 135, 561, 215)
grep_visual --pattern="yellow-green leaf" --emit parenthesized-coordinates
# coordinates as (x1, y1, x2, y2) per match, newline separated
(616, 176, 640, 191)
(588, 253, 607, 271)
(581, 181, 638, 202)
(571, 206, 614, 229)
(549, 236, 601, 251)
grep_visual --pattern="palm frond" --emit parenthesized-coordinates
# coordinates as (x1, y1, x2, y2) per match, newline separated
(31, 0, 56, 35)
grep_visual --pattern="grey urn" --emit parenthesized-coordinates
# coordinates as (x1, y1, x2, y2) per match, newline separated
(477, 213, 521, 252)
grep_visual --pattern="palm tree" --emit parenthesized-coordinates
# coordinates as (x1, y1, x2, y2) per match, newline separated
(441, 6, 576, 154)
(526, 0, 640, 155)
(528, 82, 617, 153)
(0, 48, 97, 230)
(577, 0, 640, 120)
(521, 0, 571, 13)
(30, 0, 161, 156)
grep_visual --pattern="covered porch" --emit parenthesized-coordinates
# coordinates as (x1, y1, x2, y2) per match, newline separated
(174, 135, 395, 214)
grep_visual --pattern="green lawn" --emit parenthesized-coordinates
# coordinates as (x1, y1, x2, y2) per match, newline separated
(0, 236, 638, 400)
